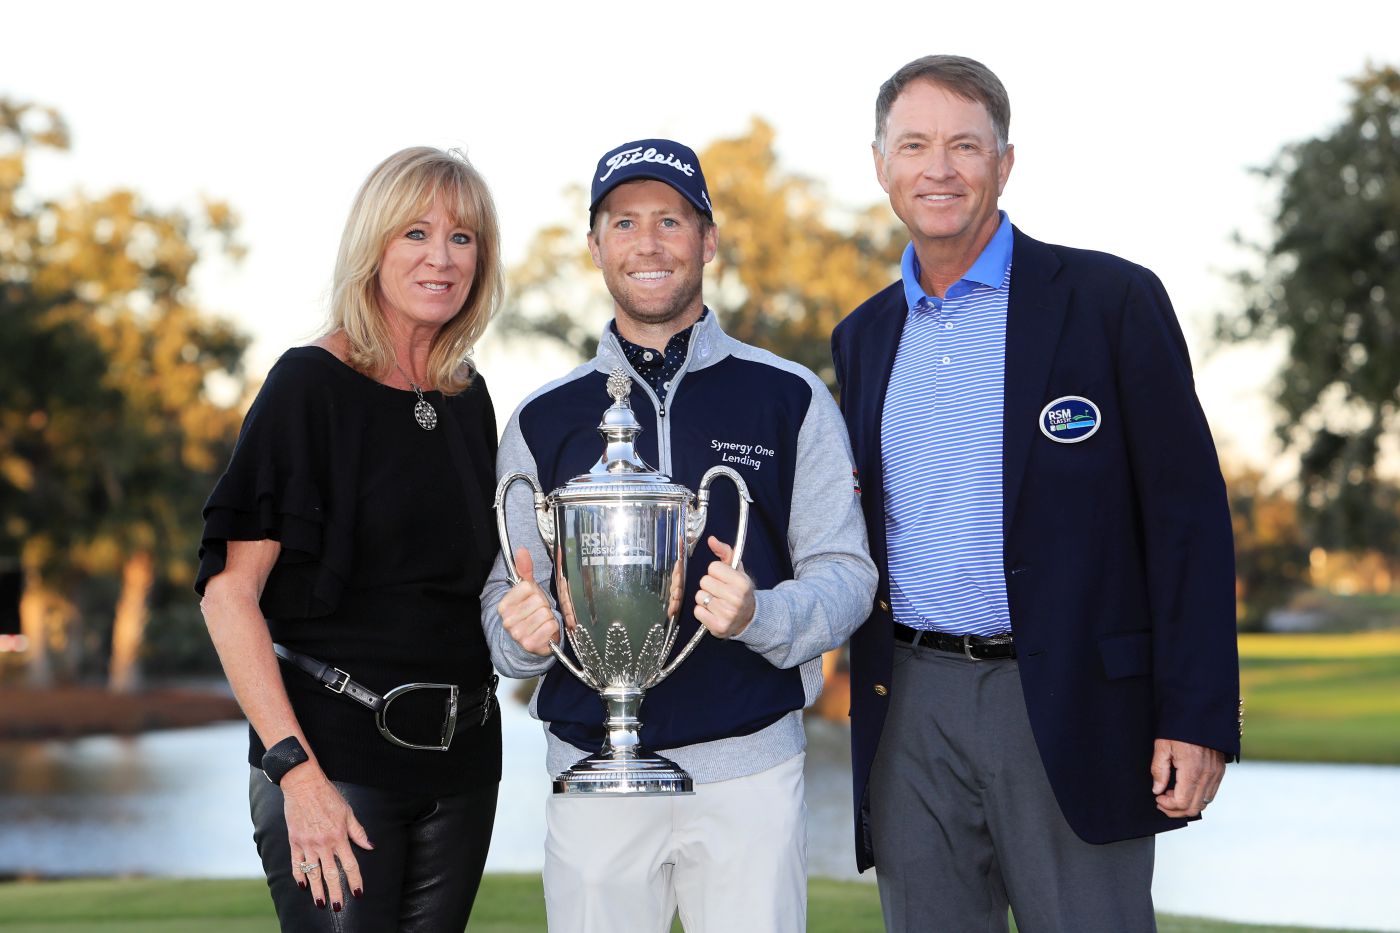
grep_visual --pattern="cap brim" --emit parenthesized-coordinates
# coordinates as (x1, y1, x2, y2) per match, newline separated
(590, 172, 712, 218)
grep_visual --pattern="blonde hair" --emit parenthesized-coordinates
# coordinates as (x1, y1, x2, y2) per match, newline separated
(326, 146, 503, 394)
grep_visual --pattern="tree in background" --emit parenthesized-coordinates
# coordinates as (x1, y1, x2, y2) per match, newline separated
(1226, 466, 1310, 630)
(0, 99, 249, 689)
(701, 119, 906, 385)
(1218, 65, 1400, 555)
(501, 118, 907, 390)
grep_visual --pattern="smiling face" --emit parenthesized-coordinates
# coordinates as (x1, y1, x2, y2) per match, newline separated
(376, 196, 478, 338)
(875, 79, 1014, 263)
(587, 179, 717, 341)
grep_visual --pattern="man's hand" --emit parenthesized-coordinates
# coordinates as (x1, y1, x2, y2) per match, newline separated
(1151, 738, 1226, 818)
(695, 537, 756, 638)
(500, 548, 560, 656)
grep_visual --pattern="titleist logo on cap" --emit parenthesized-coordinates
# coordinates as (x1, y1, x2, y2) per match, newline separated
(589, 137, 712, 219)
(599, 146, 696, 183)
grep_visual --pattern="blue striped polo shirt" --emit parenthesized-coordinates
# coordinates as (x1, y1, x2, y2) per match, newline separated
(881, 212, 1013, 636)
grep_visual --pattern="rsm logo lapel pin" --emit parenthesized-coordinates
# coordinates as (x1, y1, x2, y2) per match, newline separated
(1039, 396, 1101, 444)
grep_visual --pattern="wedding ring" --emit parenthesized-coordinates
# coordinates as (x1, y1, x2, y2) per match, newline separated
(299, 861, 320, 874)
(701, 593, 713, 607)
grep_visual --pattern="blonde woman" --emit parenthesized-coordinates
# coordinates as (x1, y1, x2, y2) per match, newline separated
(197, 147, 504, 932)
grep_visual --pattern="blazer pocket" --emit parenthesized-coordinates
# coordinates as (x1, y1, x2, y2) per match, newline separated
(1098, 631, 1152, 680)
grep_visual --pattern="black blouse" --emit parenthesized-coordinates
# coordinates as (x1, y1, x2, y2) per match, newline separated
(196, 347, 501, 794)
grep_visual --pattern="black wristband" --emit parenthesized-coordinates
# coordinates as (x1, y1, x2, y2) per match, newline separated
(261, 736, 310, 785)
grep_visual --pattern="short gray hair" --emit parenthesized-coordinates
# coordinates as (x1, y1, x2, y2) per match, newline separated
(874, 55, 1011, 154)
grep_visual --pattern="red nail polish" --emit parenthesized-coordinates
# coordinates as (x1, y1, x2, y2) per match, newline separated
(333, 902, 342, 912)
(297, 879, 308, 891)
(315, 898, 325, 910)
(353, 888, 363, 899)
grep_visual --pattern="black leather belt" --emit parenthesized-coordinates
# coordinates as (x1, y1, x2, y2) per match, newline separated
(893, 623, 1016, 660)
(273, 643, 497, 752)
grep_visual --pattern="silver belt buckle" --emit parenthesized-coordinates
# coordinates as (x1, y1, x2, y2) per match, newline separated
(375, 682, 459, 752)
(963, 633, 1012, 661)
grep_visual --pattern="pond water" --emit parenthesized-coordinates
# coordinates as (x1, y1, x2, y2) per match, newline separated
(0, 683, 550, 879)
(1, 686, 1396, 931)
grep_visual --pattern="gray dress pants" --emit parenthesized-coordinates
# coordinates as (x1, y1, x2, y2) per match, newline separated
(869, 641, 1156, 933)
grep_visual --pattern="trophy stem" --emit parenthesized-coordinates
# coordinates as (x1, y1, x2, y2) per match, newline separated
(598, 685, 645, 758)
(551, 685, 695, 796)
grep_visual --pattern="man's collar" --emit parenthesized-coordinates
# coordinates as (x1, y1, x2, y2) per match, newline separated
(901, 211, 1014, 311)
(597, 307, 728, 375)
(608, 308, 707, 355)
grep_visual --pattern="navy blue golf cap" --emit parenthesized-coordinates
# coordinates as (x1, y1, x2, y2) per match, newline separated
(589, 139, 713, 222)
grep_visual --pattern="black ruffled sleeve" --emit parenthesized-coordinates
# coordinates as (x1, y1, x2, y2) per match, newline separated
(195, 349, 355, 618)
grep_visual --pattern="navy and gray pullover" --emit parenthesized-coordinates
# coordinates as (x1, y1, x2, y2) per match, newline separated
(482, 311, 877, 784)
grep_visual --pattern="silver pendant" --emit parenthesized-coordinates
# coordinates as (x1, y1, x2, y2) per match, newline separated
(414, 398, 438, 431)
(396, 363, 438, 431)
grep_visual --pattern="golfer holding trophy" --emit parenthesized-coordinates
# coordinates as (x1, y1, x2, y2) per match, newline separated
(482, 138, 876, 933)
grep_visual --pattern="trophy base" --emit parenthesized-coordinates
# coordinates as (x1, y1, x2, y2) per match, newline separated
(552, 750, 695, 796)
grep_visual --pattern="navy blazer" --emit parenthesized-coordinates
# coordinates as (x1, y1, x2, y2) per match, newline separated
(832, 227, 1241, 872)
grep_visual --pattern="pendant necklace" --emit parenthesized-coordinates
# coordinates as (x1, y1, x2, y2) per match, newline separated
(395, 363, 438, 431)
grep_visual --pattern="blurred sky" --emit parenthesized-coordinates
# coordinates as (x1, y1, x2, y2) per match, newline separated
(9, 0, 1399, 472)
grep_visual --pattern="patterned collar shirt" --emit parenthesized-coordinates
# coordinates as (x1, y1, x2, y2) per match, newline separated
(881, 212, 1015, 636)
(611, 309, 706, 402)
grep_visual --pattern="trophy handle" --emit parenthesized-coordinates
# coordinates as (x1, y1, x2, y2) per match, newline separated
(655, 466, 754, 684)
(493, 471, 553, 585)
(685, 465, 753, 568)
(493, 472, 597, 689)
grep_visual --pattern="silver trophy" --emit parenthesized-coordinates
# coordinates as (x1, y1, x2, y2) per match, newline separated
(495, 368, 751, 796)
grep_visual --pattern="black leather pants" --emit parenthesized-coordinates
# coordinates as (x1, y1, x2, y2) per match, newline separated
(249, 768, 498, 932)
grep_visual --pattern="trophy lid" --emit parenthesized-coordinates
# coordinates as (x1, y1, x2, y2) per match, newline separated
(554, 368, 692, 501)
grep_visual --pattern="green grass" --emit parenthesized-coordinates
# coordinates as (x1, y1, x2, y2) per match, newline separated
(1238, 630, 1400, 763)
(0, 878, 269, 932)
(0, 877, 1382, 932)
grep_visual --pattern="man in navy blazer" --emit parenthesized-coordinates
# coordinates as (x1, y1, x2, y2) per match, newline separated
(832, 55, 1241, 931)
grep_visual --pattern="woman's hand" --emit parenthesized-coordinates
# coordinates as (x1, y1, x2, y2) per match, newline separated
(280, 762, 373, 912)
